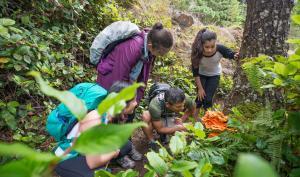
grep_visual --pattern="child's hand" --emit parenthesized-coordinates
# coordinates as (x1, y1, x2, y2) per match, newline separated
(234, 52, 239, 59)
(175, 118, 183, 125)
(176, 124, 187, 131)
(197, 88, 206, 101)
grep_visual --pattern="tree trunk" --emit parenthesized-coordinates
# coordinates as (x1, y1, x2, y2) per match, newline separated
(226, 0, 294, 109)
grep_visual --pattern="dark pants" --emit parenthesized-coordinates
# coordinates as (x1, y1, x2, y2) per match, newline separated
(55, 141, 132, 177)
(126, 111, 135, 123)
(195, 75, 220, 109)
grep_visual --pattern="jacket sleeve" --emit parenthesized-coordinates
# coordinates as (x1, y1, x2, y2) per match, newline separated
(192, 67, 199, 77)
(217, 44, 236, 59)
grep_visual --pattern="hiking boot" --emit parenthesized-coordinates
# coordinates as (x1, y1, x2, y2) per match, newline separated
(129, 146, 143, 161)
(160, 134, 169, 144)
(148, 141, 160, 152)
(116, 155, 135, 168)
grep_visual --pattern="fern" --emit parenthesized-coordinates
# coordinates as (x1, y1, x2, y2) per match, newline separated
(265, 134, 284, 171)
(243, 63, 265, 94)
(252, 103, 274, 128)
(187, 147, 226, 165)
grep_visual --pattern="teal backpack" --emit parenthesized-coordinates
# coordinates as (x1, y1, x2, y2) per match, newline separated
(46, 83, 108, 142)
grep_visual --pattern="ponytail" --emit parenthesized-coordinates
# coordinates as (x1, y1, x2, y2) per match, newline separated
(148, 22, 173, 49)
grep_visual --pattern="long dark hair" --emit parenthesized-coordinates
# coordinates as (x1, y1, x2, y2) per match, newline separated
(191, 28, 217, 68)
(148, 22, 173, 49)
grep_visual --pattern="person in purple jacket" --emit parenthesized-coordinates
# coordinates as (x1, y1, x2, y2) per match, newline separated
(97, 22, 173, 118)
(96, 22, 173, 165)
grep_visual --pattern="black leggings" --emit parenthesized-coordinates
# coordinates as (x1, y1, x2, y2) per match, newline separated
(55, 141, 132, 177)
(195, 75, 220, 109)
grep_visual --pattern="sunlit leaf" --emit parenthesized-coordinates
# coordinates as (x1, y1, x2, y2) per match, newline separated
(144, 170, 155, 177)
(0, 25, 10, 38)
(294, 75, 300, 81)
(146, 151, 168, 176)
(28, 71, 87, 120)
(115, 169, 139, 177)
(273, 78, 283, 86)
(171, 160, 198, 172)
(0, 18, 15, 26)
(292, 15, 300, 25)
(74, 122, 146, 154)
(0, 57, 9, 63)
(274, 62, 288, 76)
(234, 153, 279, 177)
(94, 170, 115, 177)
(98, 83, 144, 116)
(0, 159, 51, 177)
(0, 142, 58, 162)
(169, 135, 186, 155)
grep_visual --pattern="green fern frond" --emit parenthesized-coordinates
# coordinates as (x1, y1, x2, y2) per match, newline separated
(187, 147, 226, 163)
(243, 63, 265, 94)
(265, 134, 284, 171)
(252, 103, 274, 128)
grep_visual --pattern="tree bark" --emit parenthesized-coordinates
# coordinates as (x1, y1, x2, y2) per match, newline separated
(226, 0, 294, 109)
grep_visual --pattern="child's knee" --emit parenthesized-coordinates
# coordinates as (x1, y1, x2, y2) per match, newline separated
(142, 111, 151, 123)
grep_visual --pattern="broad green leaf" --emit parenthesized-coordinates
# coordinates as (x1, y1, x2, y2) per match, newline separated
(184, 123, 195, 131)
(287, 39, 300, 44)
(98, 83, 144, 116)
(144, 170, 156, 177)
(146, 151, 168, 176)
(287, 92, 298, 99)
(273, 78, 283, 86)
(201, 163, 213, 174)
(14, 65, 22, 71)
(0, 159, 51, 177)
(28, 71, 87, 120)
(288, 112, 300, 133)
(171, 160, 198, 172)
(292, 15, 300, 25)
(169, 135, 186, 155)
(23, 55, 31, 64)
(296, 48, 300, 55)
(194, 159, 212, 177)
(158, 143, 172, 160)
(194, 129, 206, 139)
(74, 122, 145, 154)
(13, 53, 22, 60)
(290, 61, 300, 69)
(95, 170, 115, 177)
(15, 45, 31, 55)
(116, 169, 139, 177)
(194, 122, 204, 131)
(0, 57, 9, 63)
(210, 155, 225, 165)
(294, 75, 300, 81)
(0, 110, 16, 130)
(0, 142, 58, 162)
(182, 170, 193, 177)
(287, 64, 297, 75)
(0, 25, 9, 38)
(233, 153, 279, 177)
(0, 18, 15, 26)
(7, 101, 19, 108)
(274, 62, 288, 76)
(8, 27, 22, 34)
(288, 54, 300, 62)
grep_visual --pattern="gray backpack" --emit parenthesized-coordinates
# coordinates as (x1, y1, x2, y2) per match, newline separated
(89, 21, 141, 65)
